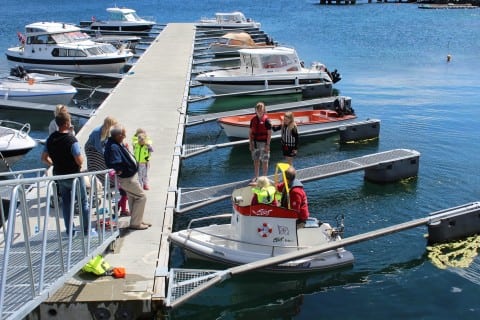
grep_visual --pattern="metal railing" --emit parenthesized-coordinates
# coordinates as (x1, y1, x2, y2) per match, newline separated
(0, 169, 120, 320)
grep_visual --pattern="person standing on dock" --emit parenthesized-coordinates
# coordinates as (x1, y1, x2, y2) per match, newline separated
(85, 116, 118, 185)
(41, 111, 89, 235)
(273, 111, 299, 165)
(48, 104, 75, 136)
(104, 125, 150, 230)
(132, 128, 153, 190)
(249, 102, 272, 182)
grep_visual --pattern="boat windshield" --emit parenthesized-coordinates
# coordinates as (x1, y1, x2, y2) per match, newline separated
(86, 44, 118, 55)
(261, 54, 295, 69)
(51, 32, 91, 44)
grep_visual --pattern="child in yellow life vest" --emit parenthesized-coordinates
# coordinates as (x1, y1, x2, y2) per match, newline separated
(133, 129, 153, 190)
(251, 176, 278, 206)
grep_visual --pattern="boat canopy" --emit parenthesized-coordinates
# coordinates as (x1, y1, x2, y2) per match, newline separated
(239, 47, 300, 72)
(221, 32, 255, 46)
(107, 7, 142, 22)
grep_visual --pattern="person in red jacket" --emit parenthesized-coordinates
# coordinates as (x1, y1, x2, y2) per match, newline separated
(249, 102, 272, 182)
(276, 166, 310, 228)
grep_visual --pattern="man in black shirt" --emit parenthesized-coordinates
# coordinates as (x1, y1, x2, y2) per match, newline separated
(41, 112, 89, 235)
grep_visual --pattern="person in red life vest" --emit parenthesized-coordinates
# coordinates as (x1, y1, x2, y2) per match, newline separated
(276, 166, 309, 228)
(249, 102, 272, 183)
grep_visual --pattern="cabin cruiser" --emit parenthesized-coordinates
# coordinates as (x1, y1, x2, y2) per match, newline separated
(196, 12, 261, 29)
(5, 22, 133, 75)
(209, 32, 275, 56)
(195, 46, 340, 96)
(219, 109, 357, 140)
(0, 120, 37, 172)
(0, 79, 77, 105)
(169, 163, 354, 273)
(81, 7, 156, 33)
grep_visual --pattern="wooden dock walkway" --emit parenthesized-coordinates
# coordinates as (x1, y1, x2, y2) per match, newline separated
(43, 23, 194, 315)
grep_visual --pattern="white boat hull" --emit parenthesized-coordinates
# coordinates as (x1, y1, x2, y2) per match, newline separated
(196, 74, 332, 96)
(6, 52, 130, 74)
(169, 224, 354, 273)
(0, 81, 77, 105)
(0, 121, 37, 171)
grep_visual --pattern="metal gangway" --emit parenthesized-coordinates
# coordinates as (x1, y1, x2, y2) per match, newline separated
(0, 169, 120, 320)
(176, 148, 420, 213)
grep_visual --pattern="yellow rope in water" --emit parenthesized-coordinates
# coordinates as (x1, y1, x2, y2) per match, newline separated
(427, 234, 480, 270)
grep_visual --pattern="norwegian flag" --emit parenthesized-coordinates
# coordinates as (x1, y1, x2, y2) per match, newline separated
(17, 32, 26, 44)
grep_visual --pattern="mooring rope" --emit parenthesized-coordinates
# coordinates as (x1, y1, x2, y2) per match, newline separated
(427, 234, 480, 269)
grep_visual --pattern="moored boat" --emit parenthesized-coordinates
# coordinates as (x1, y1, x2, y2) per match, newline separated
(195, 46, 340, 97)
(218, 109, 356, 140)
(196, 12, 261, 29)
(0, 80, 77, 105)
(5, 22, 133, 75)
(6, 65, 73, 85)
(81, 7, 156, 33)
(208, 32, 275, 56)
(0, 120, 37, 172)
(169, 163, 354, 273)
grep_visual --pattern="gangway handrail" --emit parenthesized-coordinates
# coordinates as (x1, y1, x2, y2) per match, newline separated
(0, 168, 47, 240)
(0, 169, 119, 320)
(185, 96, 346, 126)
(182, 118, 379, 159)
(176, 149, 419, 213)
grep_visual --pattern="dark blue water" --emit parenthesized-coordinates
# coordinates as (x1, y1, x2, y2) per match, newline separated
(2, 1, 480, 319)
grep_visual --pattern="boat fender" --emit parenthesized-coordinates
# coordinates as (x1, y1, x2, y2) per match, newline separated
(257, 222, 273, 238)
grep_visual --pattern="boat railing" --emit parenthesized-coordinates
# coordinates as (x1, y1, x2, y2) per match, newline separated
(0, 120, 31, 142)
(0, 169, 119, 320)
(187, 213, 232, 229)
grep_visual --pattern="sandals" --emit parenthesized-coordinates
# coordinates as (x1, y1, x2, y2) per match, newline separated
(128, 223, 149, 230)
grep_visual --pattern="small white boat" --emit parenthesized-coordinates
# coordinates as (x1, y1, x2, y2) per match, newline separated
(0, 120, 37, 172)
(83, 7, 156, 33)
(195, 46, 340, 96)
(0, 80, 77, 105)
(209, 32, 275, 56)
(196, 12, 261, 29)
(5, 66, 73, 84)
(169, 164, 354, 273)
(218, 109, 357, 140)
(6, 22, 133, 75)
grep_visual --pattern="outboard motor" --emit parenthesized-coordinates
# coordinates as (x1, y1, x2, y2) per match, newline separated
(330, 69, 341, 84)
(10, 66, 28, 79)
(330, 214, 345, 238)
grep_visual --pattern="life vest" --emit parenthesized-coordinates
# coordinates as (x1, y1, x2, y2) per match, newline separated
(252, 186, 277, 204)
(82, 255, 111, 276)
(250, 114, 269, 142)
(133, 143, 151, 163)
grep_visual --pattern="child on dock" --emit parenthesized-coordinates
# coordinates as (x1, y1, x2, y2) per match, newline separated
(132, 128, 153, 190)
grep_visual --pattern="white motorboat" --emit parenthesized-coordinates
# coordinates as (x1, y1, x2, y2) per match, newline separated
(5, 66, 73, 84)
(0, 79, 77, 105)
(196, 12, 261, 29)
(169, 164, 354, 273)
(82, 7, 156, 33)
(209, 32, 275, 56)
(0, 120, 37, 172)
(5, 22, 133, 75)
(219, 109, 357, 140)
(195, 46, 340, 96)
